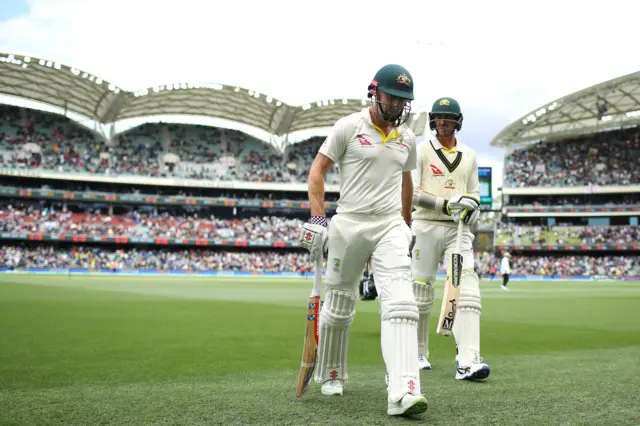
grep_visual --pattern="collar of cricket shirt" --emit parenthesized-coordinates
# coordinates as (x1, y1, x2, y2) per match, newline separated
(430, 136, 463, 154)
(430, 137, 463, 173)
(363, 108, 401, 145)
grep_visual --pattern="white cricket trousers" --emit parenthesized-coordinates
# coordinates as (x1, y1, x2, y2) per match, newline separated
(325, 213, 413, 295)
(411, 219, 480, 364)
(411, 220, 475, 282)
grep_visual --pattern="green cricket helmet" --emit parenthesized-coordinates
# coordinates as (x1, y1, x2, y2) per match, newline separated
(368, 64, 414, 126)
(429, 97, 463, 133)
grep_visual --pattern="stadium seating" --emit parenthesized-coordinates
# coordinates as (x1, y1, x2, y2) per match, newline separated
(504, 127, 640, 187)
(2, 244, 637, 277)
(494, 224, 640, 246)
(507, 193, 640, 206)
(0, 205, 303, 241)
(0, 105, 340, 184)
(0, 245, 314, 273)
(476, 252, 639, 278)
(2, 104, 639, 279)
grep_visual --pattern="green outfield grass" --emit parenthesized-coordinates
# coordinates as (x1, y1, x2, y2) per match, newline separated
(1, 274, 639, 425)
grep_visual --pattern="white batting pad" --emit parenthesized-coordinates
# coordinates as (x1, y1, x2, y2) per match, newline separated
(381, 301, 421, 403)
(452, 271, 482, 366)
(314, 289, 356, 383)
(413, 282, 435, 357)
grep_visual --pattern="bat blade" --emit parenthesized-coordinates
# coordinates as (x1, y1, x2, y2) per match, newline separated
(295, 295, 321, 398)
(436, 281, 459, 336)
(436, 221, 465, 336)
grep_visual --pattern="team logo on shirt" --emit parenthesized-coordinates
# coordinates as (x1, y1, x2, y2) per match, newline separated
(393, 137, 409, 149)
(444, 178, 456, 189)
(430, 164, 444, 176)
(357, 135, 374, 147)
(333, 258, 341, 272)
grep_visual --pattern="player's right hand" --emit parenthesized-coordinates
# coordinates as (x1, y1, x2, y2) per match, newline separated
(299, 216, 328, 260)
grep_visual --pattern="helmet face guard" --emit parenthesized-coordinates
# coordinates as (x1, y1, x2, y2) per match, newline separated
(368, 82, 412, 127)
(429, 113, 463, 138)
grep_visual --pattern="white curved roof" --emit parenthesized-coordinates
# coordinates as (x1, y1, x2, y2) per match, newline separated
(0, 52, 427, 141)
(491, 70, 640, 147)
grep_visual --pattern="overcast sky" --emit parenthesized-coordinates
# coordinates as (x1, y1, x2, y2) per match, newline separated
(1, 0, 639, 191)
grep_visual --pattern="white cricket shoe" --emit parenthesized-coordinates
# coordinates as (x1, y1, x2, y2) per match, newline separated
(455, 353, 491, 381)
(501, 285, 510, 291)
(387, 394, 428, 416)
(418, 354, 432, 370)
(321, 379, 343, 396)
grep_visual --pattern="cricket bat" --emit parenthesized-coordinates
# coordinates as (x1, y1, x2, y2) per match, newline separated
(436, 220, 465, 336)
(295, 255, 323, 398)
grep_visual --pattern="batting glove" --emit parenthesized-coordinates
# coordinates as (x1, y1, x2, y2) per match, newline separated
(453, 207, 481, 225)
(299, 215, 328, 260)
(448, 194, 480, 213)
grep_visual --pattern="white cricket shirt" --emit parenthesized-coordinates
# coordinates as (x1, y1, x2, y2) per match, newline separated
(500, 256, 511, 274)
(412, 136, 479, 222)
(318, 108, 417, 216)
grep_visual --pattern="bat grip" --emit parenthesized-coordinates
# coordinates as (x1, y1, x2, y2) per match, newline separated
(311, 255, 323, 297)
(455, 219, 464, 254)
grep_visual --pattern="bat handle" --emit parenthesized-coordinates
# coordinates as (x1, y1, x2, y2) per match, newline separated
(455, 219, 464, 254)
(311, 255, 323, 297)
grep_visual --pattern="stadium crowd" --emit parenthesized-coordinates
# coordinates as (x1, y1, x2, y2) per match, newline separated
(504, 128, 640, 187)
(0, 206, 303, 241)
(3, 105, 640, 190)
(2, 245, 638, 278)
(507, 193, 640, 207)
(0, 106, 340, 184)
(495, 223, 640, 245)
(0, 245, 314, 273)
(4, 204, 636, 248)
(477, 253, 640, 278)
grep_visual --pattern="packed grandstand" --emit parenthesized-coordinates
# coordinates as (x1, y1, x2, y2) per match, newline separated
(0, 54, 639, 279)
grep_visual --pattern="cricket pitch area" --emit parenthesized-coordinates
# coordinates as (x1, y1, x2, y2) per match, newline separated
(1, 275, 639, 425)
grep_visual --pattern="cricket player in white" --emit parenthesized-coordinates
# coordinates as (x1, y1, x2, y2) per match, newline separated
(411, 97, 491, 380)
(500, 252, 511, 290)
(299, 64, 428, 417)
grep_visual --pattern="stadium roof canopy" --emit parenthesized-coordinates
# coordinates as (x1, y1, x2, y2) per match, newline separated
(0, 52, 428, 148)
(491, 70, 640, 147)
